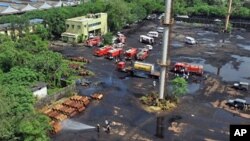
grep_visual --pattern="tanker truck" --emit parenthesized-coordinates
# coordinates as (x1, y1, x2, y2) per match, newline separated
(117, 61, 159, 78)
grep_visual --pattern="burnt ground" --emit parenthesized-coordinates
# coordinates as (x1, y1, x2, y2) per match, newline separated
(51, 19, 250, 141)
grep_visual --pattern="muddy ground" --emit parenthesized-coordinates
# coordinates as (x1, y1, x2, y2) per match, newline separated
(51, 19, 250, 141)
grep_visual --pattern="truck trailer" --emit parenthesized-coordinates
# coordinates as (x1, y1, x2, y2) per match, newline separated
(117, 61, 159, 78)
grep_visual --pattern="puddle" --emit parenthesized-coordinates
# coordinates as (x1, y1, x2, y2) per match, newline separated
(219, 55, 250, 82)
(236, 35, 245, 40)
(236, 43, 250, 51)
(208, 43, 217, 47)
(176, 55, 250, 83)
(213, 109, 245, 123)
(188, 83, 201, 94)
(197, 31, 218, 36)
(171, 40, 184, 48)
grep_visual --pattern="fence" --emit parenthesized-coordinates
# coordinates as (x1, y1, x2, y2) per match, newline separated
(35, 84, 77, 109)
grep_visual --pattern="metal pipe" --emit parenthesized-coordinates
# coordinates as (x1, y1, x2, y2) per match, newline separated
(159, 0, 172, 99)
(225, 0, 232, 32)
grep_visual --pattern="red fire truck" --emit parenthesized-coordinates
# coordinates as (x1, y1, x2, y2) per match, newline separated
(124, 48, 138, 60)
(173, 62, 204, 75)
(85, 36, 102, 47)
(106, 48, 123, 59)
(94, 45, 113, 57)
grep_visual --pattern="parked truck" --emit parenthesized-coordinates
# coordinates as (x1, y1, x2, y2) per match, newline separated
(94, 45, 113, 57)
(106, 48, 123, 59)
(173, 62, 203, 75)
(136, 48, 149, 61)
(124, 48, 138, 60)
(117, 61, 159, 78)
(85, 36, 102, 47)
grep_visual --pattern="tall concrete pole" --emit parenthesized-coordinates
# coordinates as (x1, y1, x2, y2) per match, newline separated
(225, 0, 232, 32)
(159, 0, 172, 99)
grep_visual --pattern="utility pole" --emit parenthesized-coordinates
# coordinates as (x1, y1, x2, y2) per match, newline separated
(225, 0, 232, 32)
(159, 0, 172, 99)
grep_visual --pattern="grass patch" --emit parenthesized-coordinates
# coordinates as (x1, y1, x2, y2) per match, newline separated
(140, 92, 178, 112)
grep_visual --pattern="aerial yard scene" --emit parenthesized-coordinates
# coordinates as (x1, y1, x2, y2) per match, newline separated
(0, 0, 250, 141)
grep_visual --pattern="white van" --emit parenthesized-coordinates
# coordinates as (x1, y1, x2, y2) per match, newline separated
(139, 35, 154, 44)
(147, 31, 159, 38)
(185, 36, 196, 45)
(157, 27, 164, 33)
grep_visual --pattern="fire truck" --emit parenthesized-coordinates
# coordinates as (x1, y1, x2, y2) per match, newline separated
(94, 45, 113, 57)
(106, 48, 123, 59)
(173, 62, 204, 75)
(85, 36, 102, 47)
(117, 61, 159, 78)
(124, 48, 138, 60)
(136, 48, 149, 61)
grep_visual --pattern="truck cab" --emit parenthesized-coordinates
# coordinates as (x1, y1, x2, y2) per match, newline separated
(232, 82, 249, 91)
(226, 98, 249, 110)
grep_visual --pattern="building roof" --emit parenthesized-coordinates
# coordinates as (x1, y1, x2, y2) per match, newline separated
(38, 2, 52, 9)
(0, 6, 19, 14)
(20, 3, 37, 11)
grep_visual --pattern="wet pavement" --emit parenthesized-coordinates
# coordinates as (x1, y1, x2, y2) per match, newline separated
(51, 19, 250, 141)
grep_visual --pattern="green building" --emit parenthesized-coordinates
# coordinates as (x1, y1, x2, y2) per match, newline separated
(61, 13, 108, 43)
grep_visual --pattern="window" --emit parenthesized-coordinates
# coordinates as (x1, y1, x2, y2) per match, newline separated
(88, 22, 101, 27)
(66, 24, 69, 28)
(71, 25, 74, 29)
(77, 25, 81, 29)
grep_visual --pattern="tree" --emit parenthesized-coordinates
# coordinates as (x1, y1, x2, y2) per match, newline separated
(0, 37, 18, 72)
(106, 0, 131, 31)
(0, 67, 44, 86)
(102, 32, 113, 45)
(44, 9, 66, 39)
(16, 34, 48, 54)
(171, 77, 188, 97)
(33, 24, 49, 40)
(0, 85, 50, 141)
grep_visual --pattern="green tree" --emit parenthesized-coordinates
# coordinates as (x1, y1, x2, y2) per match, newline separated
(171, 77, 188, 97)
(106, 0, 131, 31)
(102, 32, 113, 45)
(0, 67, 44, 86)
(44, 9, 66, 39)
(16, 34, 48, 54)
(33, 24, 49, 40)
